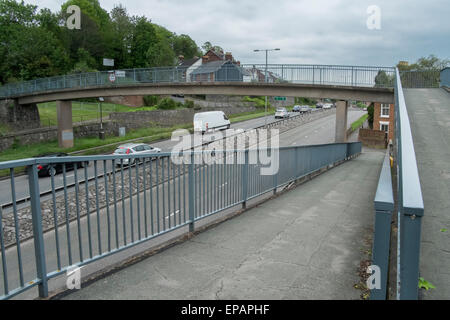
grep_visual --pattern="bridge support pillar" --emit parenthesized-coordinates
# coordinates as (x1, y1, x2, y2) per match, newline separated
(56, 100, 74, 148)
(335, 100, 349, 143)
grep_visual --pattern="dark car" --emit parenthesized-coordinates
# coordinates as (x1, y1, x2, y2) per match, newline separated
(34, 153, 88, 177)
(316, 102, 323, 109)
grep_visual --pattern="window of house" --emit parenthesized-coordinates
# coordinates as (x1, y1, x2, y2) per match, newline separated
(380, 121, 389, 133)
(381, 104, 390, 118)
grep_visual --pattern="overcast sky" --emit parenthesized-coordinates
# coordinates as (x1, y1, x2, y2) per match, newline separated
(25, 0, 450, 66)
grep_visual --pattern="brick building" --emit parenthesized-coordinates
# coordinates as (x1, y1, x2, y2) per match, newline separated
(373, 102, 395, 142)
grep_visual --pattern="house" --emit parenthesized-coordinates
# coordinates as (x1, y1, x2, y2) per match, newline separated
(190, 50, 249, 82)
(178, 55, 202, 82)
(373, 102, 395, 143)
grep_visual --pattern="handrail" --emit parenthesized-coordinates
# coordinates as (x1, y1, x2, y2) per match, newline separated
(394, 67, 425, 299)
(370, 151, 394, 300)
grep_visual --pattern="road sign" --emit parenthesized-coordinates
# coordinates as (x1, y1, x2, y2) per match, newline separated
(109, 72, 116, 83)
(103, 58, 114, 67)
(274, 96, 286, 101)
(115, 70, 126, 78)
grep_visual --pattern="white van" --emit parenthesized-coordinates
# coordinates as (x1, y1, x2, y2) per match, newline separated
(193, 111, 231, 134)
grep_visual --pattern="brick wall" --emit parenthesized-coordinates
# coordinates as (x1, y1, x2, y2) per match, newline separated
(358, 128, 387, 148)
(104, 95, 145, 107)
(373, 102, 395, 142)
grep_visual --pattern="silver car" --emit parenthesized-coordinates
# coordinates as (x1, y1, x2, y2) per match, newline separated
(275, 107, 289, 119)
(113, 143, 161, 166)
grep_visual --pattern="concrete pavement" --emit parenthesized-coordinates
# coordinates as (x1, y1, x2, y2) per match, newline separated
(404, 88, 450, 299)
(61, 148, 385, 300)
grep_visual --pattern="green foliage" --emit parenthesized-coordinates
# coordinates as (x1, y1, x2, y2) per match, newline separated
(0, 0, 202, 84)
(418, 277, 436, 291)
(243, 96, 270, 108)
(367, 104, 374, 129)
(174, 35, 202, 59)
(398, 55, 450, 71)
(156, 98, 177, 110)
(202, 41, 223, 54)
(143, 95, 160, 106)
(356, 102, 367, 109)
(184, 99, 194, 109)
(351, 114, 368, 131)
(294, 97, 316, 105)
(374, 71, 395, 88)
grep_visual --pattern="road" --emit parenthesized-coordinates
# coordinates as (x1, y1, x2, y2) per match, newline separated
(0, 108, 365, 299)
(0, 109, 362, 209)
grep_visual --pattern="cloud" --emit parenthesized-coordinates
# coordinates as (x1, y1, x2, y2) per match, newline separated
(25, 0, 450, 66)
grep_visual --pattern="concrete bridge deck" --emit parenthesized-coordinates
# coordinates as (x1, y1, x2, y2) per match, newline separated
(404, 88, 450, 299)
(60, 148, 385, 300)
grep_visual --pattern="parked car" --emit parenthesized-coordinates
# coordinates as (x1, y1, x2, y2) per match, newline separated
(193, 111, 231, 134)
(316, 102, 323, 109)
(323, 103, 333, 109)
(275, 107, 289, 119)
(35, 153, 88, 177)
(113, 143, 161, 166)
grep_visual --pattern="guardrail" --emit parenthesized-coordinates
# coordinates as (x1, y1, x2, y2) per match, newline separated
(370, 151, 394, 300)
(0, 141, 362, 299)
(0, 64, 395, 99)
(394, 68, 425, 299)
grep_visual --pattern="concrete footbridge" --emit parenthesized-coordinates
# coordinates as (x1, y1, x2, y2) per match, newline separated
(0, 64, 395, 147)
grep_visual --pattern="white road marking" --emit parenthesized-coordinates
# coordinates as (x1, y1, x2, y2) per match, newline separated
(165, 210, 180, 219)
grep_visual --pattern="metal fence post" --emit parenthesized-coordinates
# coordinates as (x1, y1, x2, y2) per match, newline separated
(371, 152, 394, 300)
(188, 152, 195, 233)
(242, 150, 249, 208)
(399, 213, 423, 299)
(27, 164, 48, 298)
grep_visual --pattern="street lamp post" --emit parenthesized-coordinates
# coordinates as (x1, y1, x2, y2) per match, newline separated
(253, 48, 280, 128)
(99, 97, 105, 140)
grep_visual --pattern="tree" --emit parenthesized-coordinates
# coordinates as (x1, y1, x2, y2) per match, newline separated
(398, 55, 450, 71)
(110, 4, 133, 68)
(174, 34, 202, 59)
(397, 55, 448, 88)
(202, 41, 223, 54)
(374, 70, 395, 88)
(0, 0, 69, 83)
(131, 16, 157, 67)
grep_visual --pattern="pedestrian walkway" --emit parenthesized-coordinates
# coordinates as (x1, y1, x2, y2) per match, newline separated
(62, 149, 386, 300)
(404, 88, 450, 299)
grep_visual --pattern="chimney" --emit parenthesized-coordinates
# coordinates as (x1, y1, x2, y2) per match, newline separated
(225, 52, 233, 61)
(202, 55, 209, 64)
(178, 55, 184, 62)
(237, 61, 241, 66)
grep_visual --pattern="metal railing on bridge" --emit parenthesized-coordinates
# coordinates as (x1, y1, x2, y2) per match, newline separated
(399, 69, 440, 88)
(0, 141, 362, 299)
(370, 68, 425, 300)
(0, 64, 395, 99)
(394, 68, 425, 299)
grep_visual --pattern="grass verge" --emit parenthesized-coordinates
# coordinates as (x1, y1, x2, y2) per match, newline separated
(351, 114, 368, 131)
